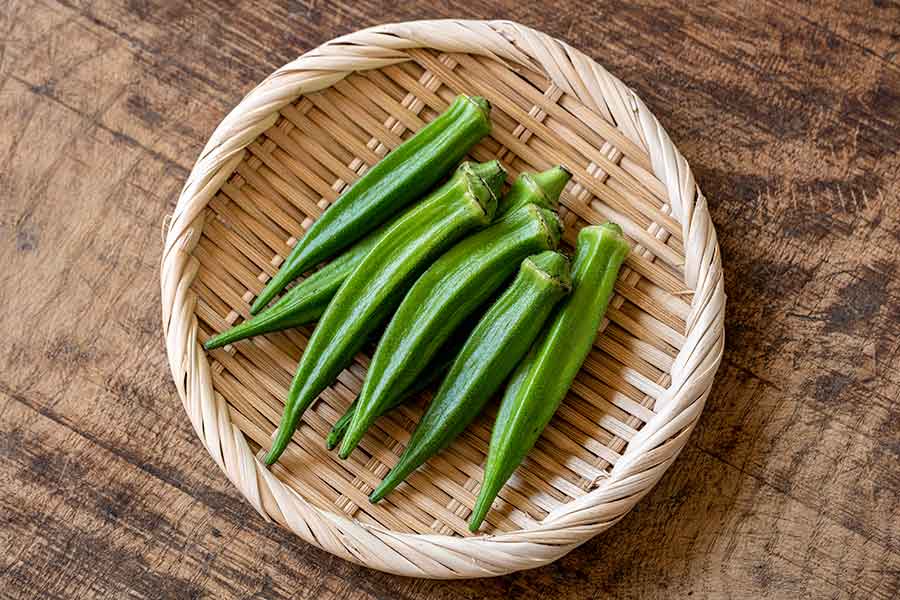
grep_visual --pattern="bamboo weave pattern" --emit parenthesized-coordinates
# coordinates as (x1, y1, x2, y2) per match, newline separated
(161, 20, 725, 578)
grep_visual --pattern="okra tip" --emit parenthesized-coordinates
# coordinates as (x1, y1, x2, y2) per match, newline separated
(368, 486, 387, 504)
(203, 336, 226, 351)
(368, 451, 415, 503)
(336, 437, 356, 460)
(467, 496, 492, 532)
(468, 466, 510, 532)
(249, 292, 270, 315)
(204, 320, 252, 350)
(336, 416, 368, 459)
(250, 273, 289, 314)
(265, 423, 295, 465)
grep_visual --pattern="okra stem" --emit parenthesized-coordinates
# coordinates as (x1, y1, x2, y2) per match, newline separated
(496, 165, 571, 218)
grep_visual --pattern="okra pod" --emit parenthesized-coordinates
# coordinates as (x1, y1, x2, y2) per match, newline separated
(204, 229, 383, 349)
(251, 95, 492, 314)
(263, 160, 503, 466)
(205, 167, 570, 349)
(468, 223, 629, 532)
(324, 337, 462, 451)
(370, 251, 572, 503)
(339, 203, 563, 459)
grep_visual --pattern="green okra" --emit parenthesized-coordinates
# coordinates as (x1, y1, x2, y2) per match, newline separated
(325, 162, 565, 450)
(324, 335, 463, 451)
(468, 223, 629, 532)
(369, 251, 572, 503)
(264, 160, 503, 466)
(251, 95, 492, 314)
(204, 230, 383, 350)
(339, 203, 563, 460)
(204, 166, 571, 350)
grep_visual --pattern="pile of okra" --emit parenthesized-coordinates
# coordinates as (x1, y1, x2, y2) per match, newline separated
(205, 95, 630, 531)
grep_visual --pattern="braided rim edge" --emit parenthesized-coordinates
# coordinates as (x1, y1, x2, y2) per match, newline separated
(160, 19, 725, 579)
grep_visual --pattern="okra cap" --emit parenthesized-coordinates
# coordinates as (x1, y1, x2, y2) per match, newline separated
(522, 250, 572, 290)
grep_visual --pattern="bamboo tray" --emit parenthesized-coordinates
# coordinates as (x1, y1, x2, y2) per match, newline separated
(161, 19, 725, 578)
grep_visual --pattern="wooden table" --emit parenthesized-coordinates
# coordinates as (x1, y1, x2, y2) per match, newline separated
(2, 2, 898, 598)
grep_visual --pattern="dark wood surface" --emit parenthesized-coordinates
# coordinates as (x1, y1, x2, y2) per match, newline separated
(2, 1, 899, 598)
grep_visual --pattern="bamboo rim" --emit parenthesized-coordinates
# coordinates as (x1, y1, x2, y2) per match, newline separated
(160, 19, 725, 578)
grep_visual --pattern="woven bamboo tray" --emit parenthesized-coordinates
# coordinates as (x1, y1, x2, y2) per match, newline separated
(161, 19, 724, 578)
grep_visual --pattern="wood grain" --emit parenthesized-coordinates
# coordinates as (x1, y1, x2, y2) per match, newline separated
(1, 0, 898, 597)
